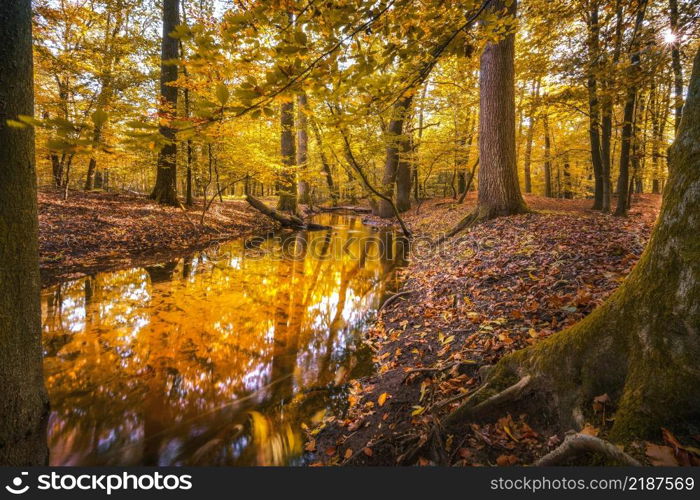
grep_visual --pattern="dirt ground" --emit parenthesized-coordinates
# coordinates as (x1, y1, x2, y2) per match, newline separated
(308, 193, 698, 466)
(38, 188, 277, 285)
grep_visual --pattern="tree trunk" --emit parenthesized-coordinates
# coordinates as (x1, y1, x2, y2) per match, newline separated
(599, 5, 624, 212)
(396, 131, 412, 212)
(449, 47, 700, 444)
(310, 116, 338, 205)
(587, 1, 604, 209)
(0, 0, 49, 465)
(543, 113, 553, 197)
(615, 2, 646, 216)
(474, 0, 527, 219)
(278, 98, 297, 212)
(523, 79, 539, 194)
(377, 96, 412, 218)
(149, 0, 179, 206)
(297, 93, 310, 205)
(669, 0, 683, 134)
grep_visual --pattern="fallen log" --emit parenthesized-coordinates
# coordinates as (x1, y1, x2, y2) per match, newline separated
(317, 205, 372, 214)
(245, 194, 331, 231)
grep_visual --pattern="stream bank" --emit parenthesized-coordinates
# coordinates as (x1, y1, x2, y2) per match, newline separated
(310, 194, 667, 466)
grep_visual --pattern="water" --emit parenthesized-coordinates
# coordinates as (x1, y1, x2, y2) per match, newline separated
(41, 214, 407, 466)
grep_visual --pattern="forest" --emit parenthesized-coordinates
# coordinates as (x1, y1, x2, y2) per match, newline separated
(0, 0, 699, 469)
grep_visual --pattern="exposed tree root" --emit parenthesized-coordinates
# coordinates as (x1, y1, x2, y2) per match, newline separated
(534, 433, 642, 466)
(379, 290, 415, 311)
(442, 376, 533, 429)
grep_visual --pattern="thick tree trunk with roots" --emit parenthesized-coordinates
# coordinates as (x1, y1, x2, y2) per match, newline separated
(443, 0, 526, 238)
(0, 0, 49, 465)
(446, 48, 700, 444)
(149, 0, 180, 206)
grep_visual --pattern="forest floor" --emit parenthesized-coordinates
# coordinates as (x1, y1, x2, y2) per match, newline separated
(310, 193, 699, 466)
(38, 188, 277, 285)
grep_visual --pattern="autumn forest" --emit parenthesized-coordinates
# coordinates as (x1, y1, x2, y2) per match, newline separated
(1, 0, 699, 472)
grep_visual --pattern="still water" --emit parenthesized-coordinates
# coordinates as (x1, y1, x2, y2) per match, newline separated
(41, 215, 407, 466)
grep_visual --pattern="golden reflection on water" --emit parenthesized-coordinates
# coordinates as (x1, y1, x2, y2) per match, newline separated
(41, 215, 407, 466)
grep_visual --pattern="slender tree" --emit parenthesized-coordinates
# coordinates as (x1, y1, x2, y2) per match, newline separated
(669, 0, 684, 133)
(0, 0, 49, 465)
(586, 0, 605, 209)
(150, 0, 180, 205)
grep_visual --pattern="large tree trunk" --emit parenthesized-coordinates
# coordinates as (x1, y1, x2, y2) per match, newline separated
(149, 0, 180, 206)
(278, 98, 297, 212)
(586, 1, 604, 209)
(474, 0, 527, 219)
(377, 96, 413, 218)
(448, 47, 700, 444)
(0, 0, 49, 465)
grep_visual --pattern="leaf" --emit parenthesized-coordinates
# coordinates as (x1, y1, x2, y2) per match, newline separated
(363, 447, 373, 457)
(344, 448, 352, 459)
(378, 392, 388, 407)
(580, 423, 599, 436)
(645, 443, 679, 466)
(91, 109, 109, 127)
(496, 454, 518, 466)
(304, 439, 316, 452)
(216, 82, 230, 106)
(411, 405, 425, 416)
(6, 119, 28, 128)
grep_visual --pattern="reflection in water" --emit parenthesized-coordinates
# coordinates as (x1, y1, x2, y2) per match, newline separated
(41, 215, 407, 466)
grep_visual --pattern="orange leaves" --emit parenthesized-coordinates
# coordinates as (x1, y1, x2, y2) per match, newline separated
(645, 428, 700, 466)
(377, 392, 388, 407)
(496, 454, 518, 466)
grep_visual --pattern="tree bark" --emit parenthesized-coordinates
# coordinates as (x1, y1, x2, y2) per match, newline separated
(615, 1, 646, 216)
(377, 96, 413, 217)
(474, 0, 527, 219)
(396, 130, 412, 212)
(449, 47, 700, 444)
(586, 1, 604, 209)
(523, 79, 539, 194)
(542, 113, 553, 197)
(149, 0, 180, 206)
(310, 116, 338, 205)
(0, 0, 49, 465)
(278, 98, 297, 212)
(599, 4, 624, 212)
(297, 93, 310, 205)
(669, 0, 684, 134)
